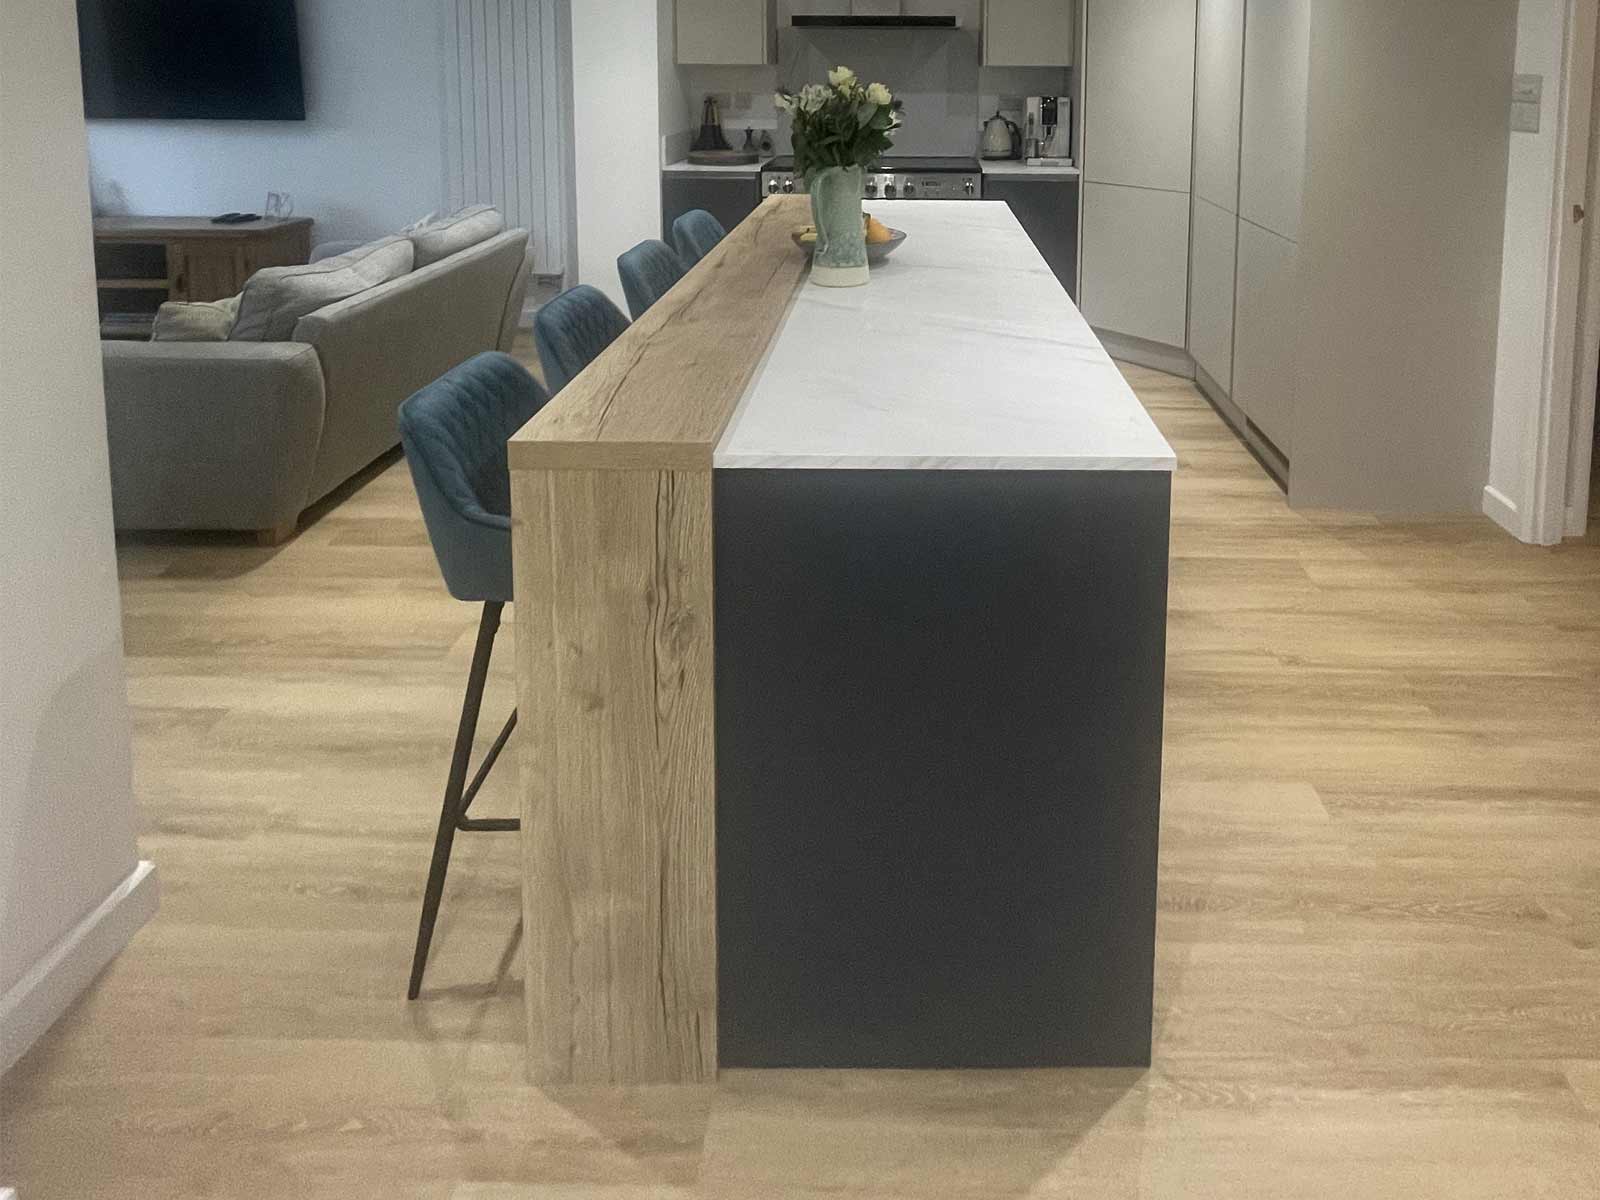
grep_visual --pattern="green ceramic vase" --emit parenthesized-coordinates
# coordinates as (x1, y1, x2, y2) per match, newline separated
(808, 165, 869, 287)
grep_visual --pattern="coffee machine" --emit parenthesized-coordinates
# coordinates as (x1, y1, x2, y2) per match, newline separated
(1024, 96, 1072, 163)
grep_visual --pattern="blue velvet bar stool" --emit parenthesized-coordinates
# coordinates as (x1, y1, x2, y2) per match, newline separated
(671, 208, 726, 266)
(532, 284, 630, 394)
(397, 350, 549, 999)
(617, 238, 687, 320)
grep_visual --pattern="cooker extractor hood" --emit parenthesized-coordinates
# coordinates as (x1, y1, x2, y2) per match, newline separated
(791, 2, 960, 29)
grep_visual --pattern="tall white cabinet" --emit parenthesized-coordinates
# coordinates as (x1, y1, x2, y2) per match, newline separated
(1079, 0, 1196, 352)
(1188, 0, 1310, 460)
(1187, 0, 1244, 390)
(1233, 0, 1309, 454)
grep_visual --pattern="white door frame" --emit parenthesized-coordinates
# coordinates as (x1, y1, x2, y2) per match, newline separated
(1546, 0, 1600, 540)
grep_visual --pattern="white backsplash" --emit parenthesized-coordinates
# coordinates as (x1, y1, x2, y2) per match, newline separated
(683, 1, 1068, 160)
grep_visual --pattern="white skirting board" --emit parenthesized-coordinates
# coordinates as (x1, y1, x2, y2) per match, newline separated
(1, 860, 158, 1075)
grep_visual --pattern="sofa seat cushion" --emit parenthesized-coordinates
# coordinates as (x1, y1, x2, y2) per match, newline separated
(151, 293, 242, 341)
(408, 205, 504, 268)
(230, 236, 414, 342)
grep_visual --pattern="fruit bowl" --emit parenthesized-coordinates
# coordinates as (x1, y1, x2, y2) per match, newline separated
(791, 227, 907, 262)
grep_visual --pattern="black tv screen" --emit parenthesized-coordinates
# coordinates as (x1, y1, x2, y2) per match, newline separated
(77, 0, 306, 120)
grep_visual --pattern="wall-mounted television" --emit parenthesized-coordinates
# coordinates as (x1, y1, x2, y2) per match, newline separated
(77, 0, 307, 121)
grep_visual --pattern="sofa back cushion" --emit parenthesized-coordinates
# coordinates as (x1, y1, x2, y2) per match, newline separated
(290, 228, 532, 500)
(230, 236, 414, 342)
(151, 293, 242, 341)
(408, 205, 504, 268)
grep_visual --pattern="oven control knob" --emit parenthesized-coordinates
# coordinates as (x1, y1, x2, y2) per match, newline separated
(865, 179, 878, 196)
(883, 181, 897, 198)
(767, 178, 779, 194)
(782, 177, 794, 193)
(963, 178, 975, 195)
(903, 180, 916, 196)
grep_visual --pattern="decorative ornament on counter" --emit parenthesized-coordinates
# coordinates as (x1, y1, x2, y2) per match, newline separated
(776, 67, 902, 287)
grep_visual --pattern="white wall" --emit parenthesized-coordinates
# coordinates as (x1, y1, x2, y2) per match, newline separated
(85, 0, 448, 246)
(571, 0, 663, 307)
(660, 0, 695, 164)
(1, 0, 156, 1073)
(1487, 0, 1568, 537)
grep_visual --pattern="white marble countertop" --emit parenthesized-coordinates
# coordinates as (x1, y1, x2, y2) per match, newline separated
(980, 160, 1081, 179)
(715, 201, 1175, 472)
(662, 159, 765, 175)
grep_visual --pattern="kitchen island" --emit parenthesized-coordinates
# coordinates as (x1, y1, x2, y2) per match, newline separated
(510, 197, 1175, 1084)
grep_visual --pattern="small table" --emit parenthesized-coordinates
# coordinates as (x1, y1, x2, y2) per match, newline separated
(93, 216, 313, 335)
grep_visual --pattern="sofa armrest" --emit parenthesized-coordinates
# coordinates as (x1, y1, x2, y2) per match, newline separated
(101, 340, 327, 533)
(498, 242, 535, 353)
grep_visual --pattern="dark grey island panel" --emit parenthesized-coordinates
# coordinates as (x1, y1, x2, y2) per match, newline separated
(713, 467, 1171, 1068)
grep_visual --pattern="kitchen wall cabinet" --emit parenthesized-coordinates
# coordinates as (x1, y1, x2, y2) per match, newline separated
(676, 0, 775, 65)
(982, 0, 1075, 67)
(983, 176, 1080, 301)
(1081, 181, 1190, 348)
(1079, 0, 1196, 352)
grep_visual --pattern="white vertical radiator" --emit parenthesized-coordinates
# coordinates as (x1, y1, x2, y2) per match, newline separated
(443, 0, 565, 275)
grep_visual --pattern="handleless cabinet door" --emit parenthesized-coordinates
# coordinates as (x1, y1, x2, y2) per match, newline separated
(1192, 0, 1245, 213)
(983, 0, 1075, 67)
(1082, 0, 1196, 193)
(1240, 0, 1311, 241)
(1188, 196, 1237, 389)
(1080, 0, 1196, 350)
(677, 0, 772, 65)
(1233, 219, 1298, 454)
(1081, 182, 1190, 348)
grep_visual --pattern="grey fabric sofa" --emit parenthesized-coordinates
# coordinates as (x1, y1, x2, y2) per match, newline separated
(102, 228, 533, 542)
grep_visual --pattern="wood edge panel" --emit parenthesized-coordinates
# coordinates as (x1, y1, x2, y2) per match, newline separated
(513, 466, 717, 1084)
(509, 195, 810, 471)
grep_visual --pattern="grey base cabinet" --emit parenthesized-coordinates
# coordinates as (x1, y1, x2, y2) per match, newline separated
(661, 174, 762, 243)
(982, 178, 1080, 302)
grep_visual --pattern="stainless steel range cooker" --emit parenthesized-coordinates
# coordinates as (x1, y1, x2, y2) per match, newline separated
(760, 155, 983, 200)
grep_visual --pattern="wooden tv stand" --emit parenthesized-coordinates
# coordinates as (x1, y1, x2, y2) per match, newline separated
(92, 215, 313, 339)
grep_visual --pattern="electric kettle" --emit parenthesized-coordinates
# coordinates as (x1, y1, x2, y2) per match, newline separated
(980, 110, 1021, 160)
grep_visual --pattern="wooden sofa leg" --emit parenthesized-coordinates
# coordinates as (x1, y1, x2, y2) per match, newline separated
(256, 519, 297, 547)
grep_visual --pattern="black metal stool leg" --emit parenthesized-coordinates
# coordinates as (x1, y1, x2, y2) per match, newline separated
(408, 601, 502, 1000)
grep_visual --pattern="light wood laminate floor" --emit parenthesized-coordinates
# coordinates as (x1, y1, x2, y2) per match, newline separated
(4, 364, 1598, 1197)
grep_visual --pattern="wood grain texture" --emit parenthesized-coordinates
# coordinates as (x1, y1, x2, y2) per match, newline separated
(3, 358, 1597, 1197)
(508, 195, 810, 472)
(513, 467, 716, 1083)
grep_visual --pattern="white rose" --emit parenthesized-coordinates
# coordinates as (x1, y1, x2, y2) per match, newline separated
(774, 92, 795, 113)
(828, 66, 857, 90)
(866, 82, 891, 107)
(799, 84, 829, 113)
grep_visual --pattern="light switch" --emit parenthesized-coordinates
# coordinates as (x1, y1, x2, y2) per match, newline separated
(1512, 101, 1542, 134)
(1513, 74, 1544, 105)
